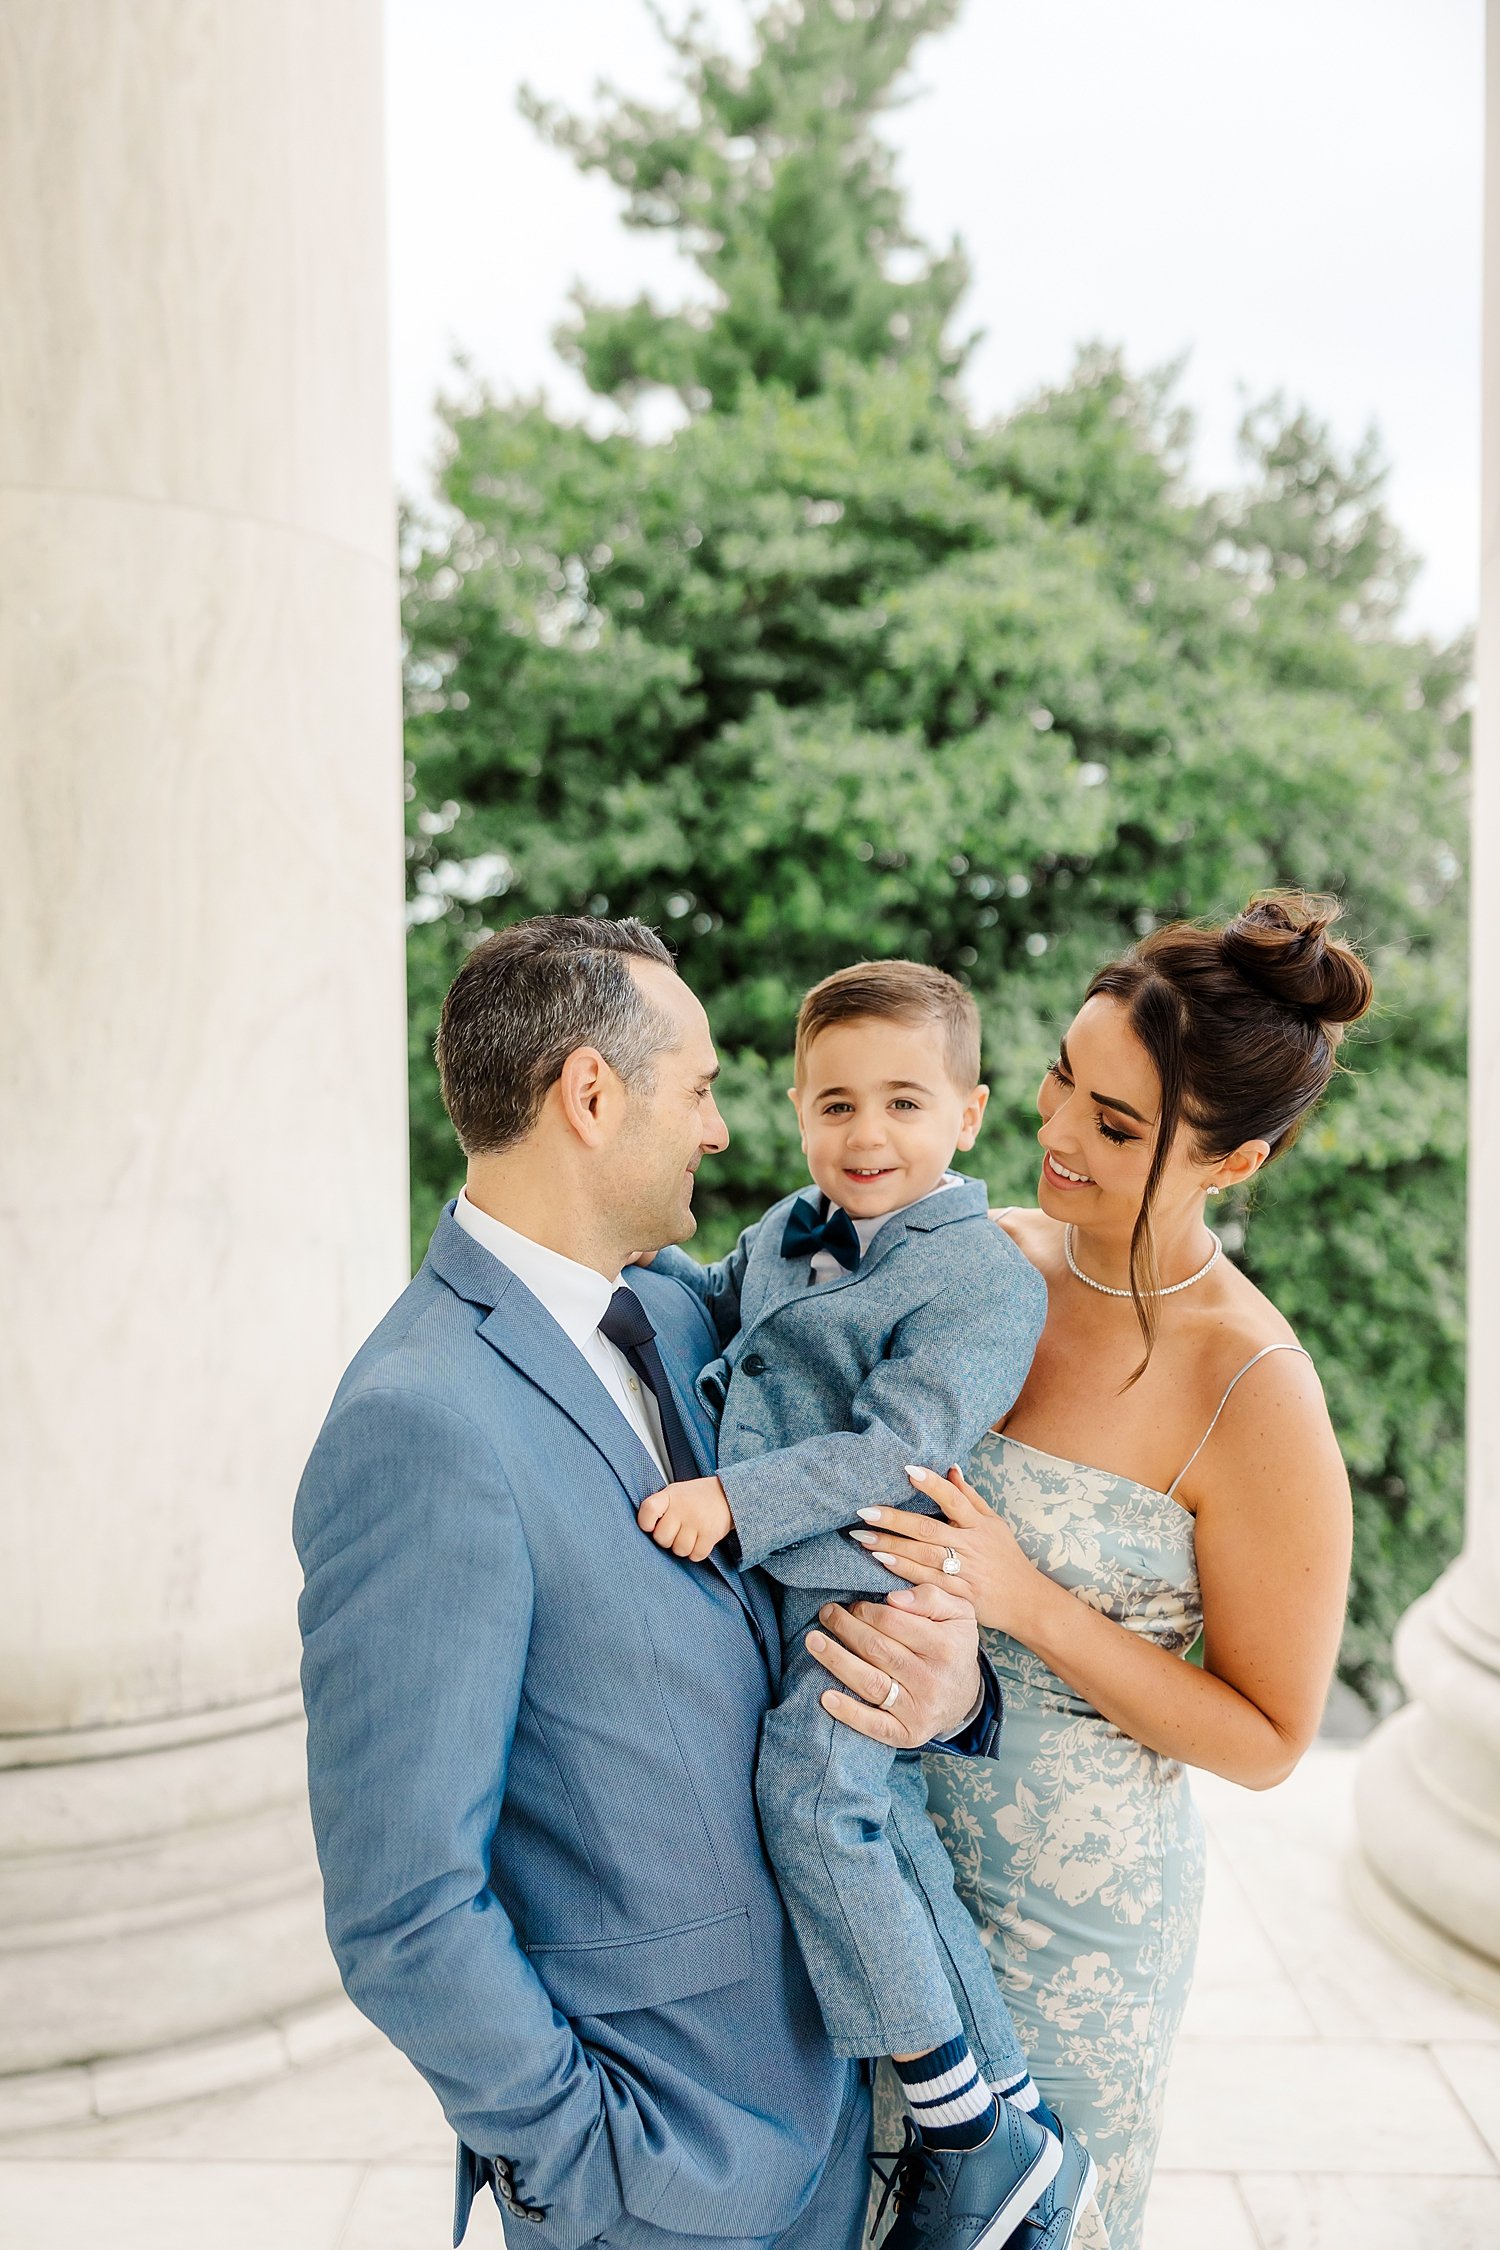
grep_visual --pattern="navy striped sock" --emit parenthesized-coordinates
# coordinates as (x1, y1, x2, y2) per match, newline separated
(993, 2072, 1061, 2138)
(893, 2035, 999, 2151)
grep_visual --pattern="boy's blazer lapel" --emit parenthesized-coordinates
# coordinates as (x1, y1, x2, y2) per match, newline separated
(750, 1193, 823, 1322)
(740, 1177, 990, 1340)
(840, 1176, 992, 1289)
(737, 1188, 882, 1339)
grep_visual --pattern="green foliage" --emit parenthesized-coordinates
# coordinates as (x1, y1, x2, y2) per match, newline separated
(402, 0, 1469, 1704)
(520, 0, 970, 407)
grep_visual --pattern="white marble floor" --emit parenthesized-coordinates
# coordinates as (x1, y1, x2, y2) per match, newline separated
(3, 1745, 1497, 2249)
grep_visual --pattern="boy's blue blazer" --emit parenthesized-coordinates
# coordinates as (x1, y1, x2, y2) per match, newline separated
(654, 1176, 1047, 1591)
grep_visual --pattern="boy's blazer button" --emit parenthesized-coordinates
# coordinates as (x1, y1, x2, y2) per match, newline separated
(740, 1352, 768, 1376)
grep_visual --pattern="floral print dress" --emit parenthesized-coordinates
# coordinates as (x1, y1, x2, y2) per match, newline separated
(920, 1432, 1208, 2250)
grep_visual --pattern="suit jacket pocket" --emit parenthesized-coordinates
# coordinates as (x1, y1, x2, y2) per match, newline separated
(525, 1905, 752, 2019)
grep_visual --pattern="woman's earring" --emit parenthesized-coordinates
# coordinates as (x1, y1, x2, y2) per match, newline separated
(1206, 1184, 1222, 1196)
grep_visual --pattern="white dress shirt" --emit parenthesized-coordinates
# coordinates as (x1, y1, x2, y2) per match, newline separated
(807, 1171, 966, 1284)
(454, 1190, 672, 1481)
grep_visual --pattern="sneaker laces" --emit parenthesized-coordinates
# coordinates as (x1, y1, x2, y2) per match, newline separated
(870, 2117, 943, 2241)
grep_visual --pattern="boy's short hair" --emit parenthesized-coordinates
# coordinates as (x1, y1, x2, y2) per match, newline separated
(794, 960, 982, 1089)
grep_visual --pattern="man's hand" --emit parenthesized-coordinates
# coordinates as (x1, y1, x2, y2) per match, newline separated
(638, 1475, 734, 1563)
(806, 1582, 982, 1749)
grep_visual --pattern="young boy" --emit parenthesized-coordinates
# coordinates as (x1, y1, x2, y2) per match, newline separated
(647, 962, 1095, 2250)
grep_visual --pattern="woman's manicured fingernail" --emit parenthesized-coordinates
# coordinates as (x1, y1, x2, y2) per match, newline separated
(806, 1630, 826, 1653)
(904, 1465, 926, 1480)
(856, 1507, 882, 1522)
(887, 1588, 915, 1606)
(870, 1549, 897, 1567)
(849, 1530, 879, 1547)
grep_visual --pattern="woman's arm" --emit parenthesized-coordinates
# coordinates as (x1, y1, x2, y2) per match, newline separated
(858, 1353, 1352, 1790)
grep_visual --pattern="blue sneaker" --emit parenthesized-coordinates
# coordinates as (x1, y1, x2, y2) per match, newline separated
(1001, 2122, 1098, 2250)
(872, 2106, 1063, 2249)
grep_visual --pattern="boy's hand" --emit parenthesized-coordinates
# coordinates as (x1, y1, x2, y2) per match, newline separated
(638, 1475, 734, 1562)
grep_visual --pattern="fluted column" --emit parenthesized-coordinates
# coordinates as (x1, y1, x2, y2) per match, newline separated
(1352, 0, 1500, 2011)
(0, 1, 408, 2113)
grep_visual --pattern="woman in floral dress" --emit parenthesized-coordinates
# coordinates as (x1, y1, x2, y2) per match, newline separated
(859, 895, 1365, 2249)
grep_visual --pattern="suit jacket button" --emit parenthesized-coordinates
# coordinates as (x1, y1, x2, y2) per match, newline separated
(741, 1352, 767, 1376)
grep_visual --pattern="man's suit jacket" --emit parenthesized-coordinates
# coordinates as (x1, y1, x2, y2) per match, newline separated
(294, 1209, 847, 2249)
(654, 1176, 1047, 1592)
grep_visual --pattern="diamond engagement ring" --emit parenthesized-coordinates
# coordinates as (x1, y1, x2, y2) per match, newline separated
(879, 1675, 901, 1711)
(941, 1547, 961, 1575)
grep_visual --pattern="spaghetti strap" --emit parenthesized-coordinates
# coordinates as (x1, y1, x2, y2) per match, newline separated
(1166, 1342, 1311, 1499)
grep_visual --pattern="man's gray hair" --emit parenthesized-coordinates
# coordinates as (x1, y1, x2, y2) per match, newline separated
(436, 915, 678, 1156)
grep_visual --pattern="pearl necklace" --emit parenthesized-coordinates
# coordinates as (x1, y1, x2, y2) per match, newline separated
(1064, 1224, 1222, 1299)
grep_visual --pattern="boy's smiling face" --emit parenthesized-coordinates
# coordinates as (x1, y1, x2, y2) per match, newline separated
(790, 1015, 989, 1221)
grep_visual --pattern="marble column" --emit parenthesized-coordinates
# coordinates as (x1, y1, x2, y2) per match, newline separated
(1352, 0, 1500, 2011)
(0, 2, 408, 2116)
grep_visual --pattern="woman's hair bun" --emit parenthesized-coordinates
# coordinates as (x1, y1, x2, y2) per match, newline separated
(1218, 891, 1373, 1036)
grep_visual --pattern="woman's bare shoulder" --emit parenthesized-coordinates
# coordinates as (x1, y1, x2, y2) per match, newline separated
(1202, 1254, 1305, 1358)
(989, 1204, 1063, 1269)
(1187, 1259, 1325, 1433)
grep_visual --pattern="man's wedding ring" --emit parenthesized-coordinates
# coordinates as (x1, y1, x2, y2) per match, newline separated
(879, 1675, 901, 1711)
(941, 1547, 961, 1576)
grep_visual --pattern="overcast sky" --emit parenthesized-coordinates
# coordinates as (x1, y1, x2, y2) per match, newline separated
(384, 0, 1482, 642)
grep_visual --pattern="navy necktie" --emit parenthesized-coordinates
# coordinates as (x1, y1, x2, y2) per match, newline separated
(599, 1285, 700, 1483)
(780, 1197, 862, 1273)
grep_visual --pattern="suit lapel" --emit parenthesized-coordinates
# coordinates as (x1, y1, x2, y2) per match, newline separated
(636, 1283, 774, 1663)
(426, 1206, 667, 1504)
(428, 1212, 772, 1671)
(476, 1288, 668, 1503)
(647, 1314, 718, 1477)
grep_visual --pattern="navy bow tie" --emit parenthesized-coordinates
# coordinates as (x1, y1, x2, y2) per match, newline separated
(781, 1198, 862, 1272)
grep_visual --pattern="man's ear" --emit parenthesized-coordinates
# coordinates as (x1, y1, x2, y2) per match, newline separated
(955, 1083, 989, 1152)
(554, 1045, 615, 1147)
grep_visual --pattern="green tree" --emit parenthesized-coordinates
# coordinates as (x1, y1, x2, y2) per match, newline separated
(402, 0, 1469, 1703)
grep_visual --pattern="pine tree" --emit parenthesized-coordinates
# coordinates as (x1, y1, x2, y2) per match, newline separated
(403, 0, 1469, 1702)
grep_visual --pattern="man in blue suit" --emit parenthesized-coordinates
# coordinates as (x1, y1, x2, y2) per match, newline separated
(294, 916, 999, 2249)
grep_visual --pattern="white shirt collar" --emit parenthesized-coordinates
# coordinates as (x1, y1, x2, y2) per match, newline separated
(454, 1189, 618, 1353)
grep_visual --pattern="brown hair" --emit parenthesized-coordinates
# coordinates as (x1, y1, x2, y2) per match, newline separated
(1086, 891, 1374, 1372)
(795, 960, 982, 1088)
(437, 915, 675, 1156)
